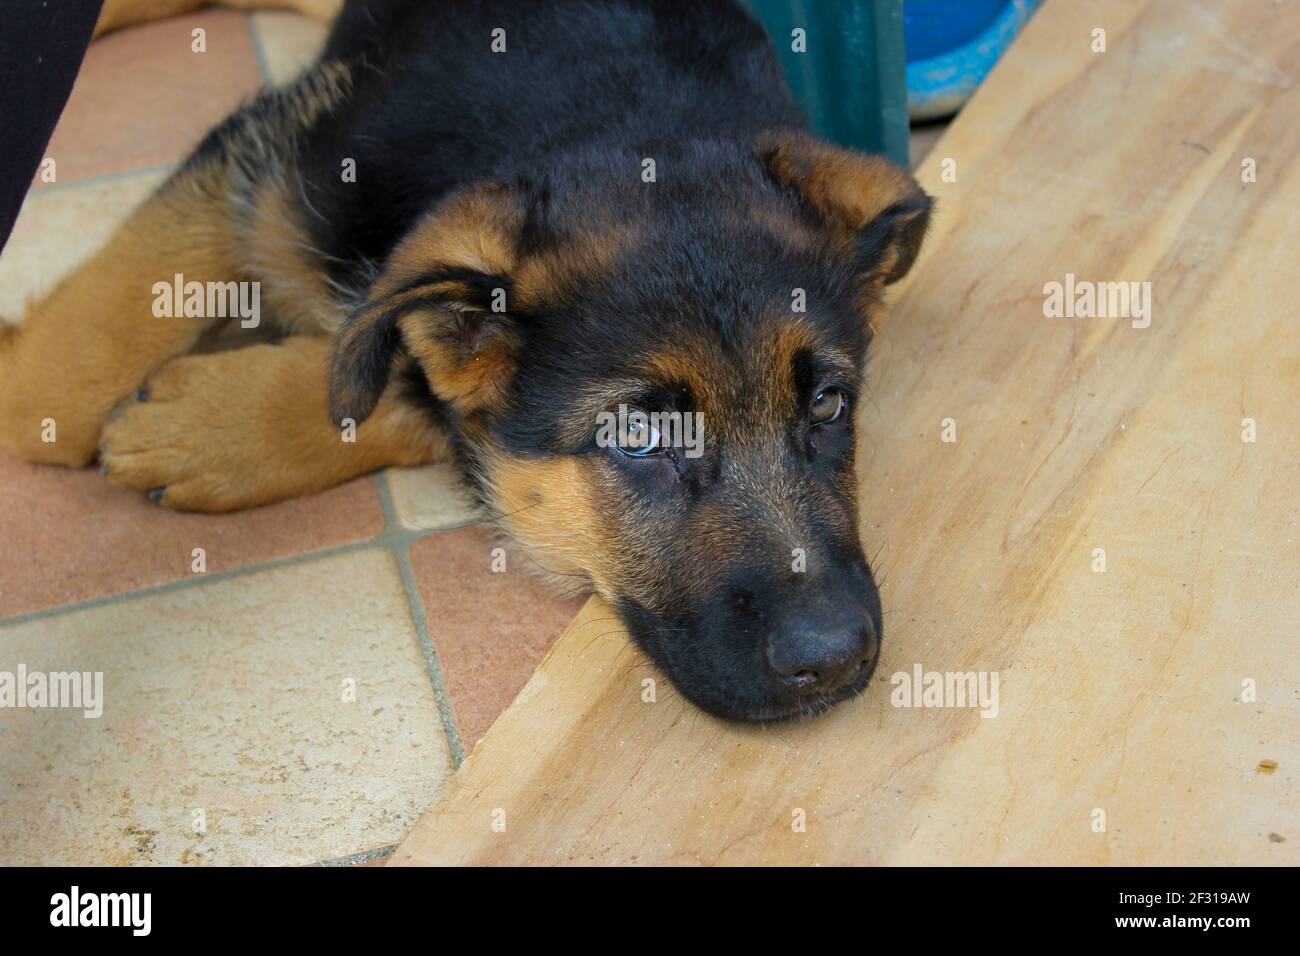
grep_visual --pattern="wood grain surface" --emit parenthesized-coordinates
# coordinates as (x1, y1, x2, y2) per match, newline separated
(391, 0, 1299, 865)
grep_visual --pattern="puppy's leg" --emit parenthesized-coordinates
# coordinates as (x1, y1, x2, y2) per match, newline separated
(0, 61, 354, 467)
(99, 337, 447, 511)
(0, 170, 246, 466)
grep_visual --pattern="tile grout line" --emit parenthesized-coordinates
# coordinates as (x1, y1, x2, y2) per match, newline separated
(0, 488, 486, 631)
(27, 15, 268, 201)
(0, 469, 474, 865)
(0, 535, 381, 630)
(246, 12, 273, 86)
(375, 473, 468, 767)
(27, 163, 178, 198)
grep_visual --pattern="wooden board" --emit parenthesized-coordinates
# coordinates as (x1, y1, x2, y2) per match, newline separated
(391, 0, 1300, 865)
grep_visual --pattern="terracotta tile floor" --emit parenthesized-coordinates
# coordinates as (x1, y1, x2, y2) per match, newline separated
(0, 10, 583, 866)
(410, 528, 586, 745)
(35, 11, 264, 191)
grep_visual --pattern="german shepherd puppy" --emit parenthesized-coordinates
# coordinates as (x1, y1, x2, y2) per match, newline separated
(0, 0, 930, 720)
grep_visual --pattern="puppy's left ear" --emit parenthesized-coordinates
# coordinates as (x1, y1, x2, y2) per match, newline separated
(755, 129, 932, 285)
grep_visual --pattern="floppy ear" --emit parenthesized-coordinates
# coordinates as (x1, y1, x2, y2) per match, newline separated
(754, 129, 932, 285)
(328, 182, 526, 424)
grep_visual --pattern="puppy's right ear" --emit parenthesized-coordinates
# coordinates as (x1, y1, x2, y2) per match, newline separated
(327, 292, 412, 426)
(328, 181, 527, 425)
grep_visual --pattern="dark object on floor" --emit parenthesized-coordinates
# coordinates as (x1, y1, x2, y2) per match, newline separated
(0, 0, 104, 252)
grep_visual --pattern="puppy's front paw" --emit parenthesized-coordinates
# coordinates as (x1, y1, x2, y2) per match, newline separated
(98, 337, 441, 512)
(99, 349, 284, 512)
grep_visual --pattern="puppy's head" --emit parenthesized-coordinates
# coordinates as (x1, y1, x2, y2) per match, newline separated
(330, 129, 931, 720)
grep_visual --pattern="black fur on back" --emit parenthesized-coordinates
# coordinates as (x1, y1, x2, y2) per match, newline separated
(296, 0, 804, 291)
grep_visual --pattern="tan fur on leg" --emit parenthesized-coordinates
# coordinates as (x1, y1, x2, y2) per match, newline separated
(0, 57, 356, 468)
(100, 337, 447, 511)
(0, 173, 245, 466)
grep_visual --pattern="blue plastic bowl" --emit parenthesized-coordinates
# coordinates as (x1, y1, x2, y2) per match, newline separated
(904, 0, 1043, 120)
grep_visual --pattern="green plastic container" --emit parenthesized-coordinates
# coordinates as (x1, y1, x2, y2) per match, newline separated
(740, 0, 909, 165)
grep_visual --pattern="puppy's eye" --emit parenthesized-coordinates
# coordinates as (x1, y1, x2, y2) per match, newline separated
(617, 417, 663, 457)
(810, 388, 847, 425)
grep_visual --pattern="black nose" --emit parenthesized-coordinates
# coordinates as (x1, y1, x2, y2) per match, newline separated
(764, 609, 878, 695)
